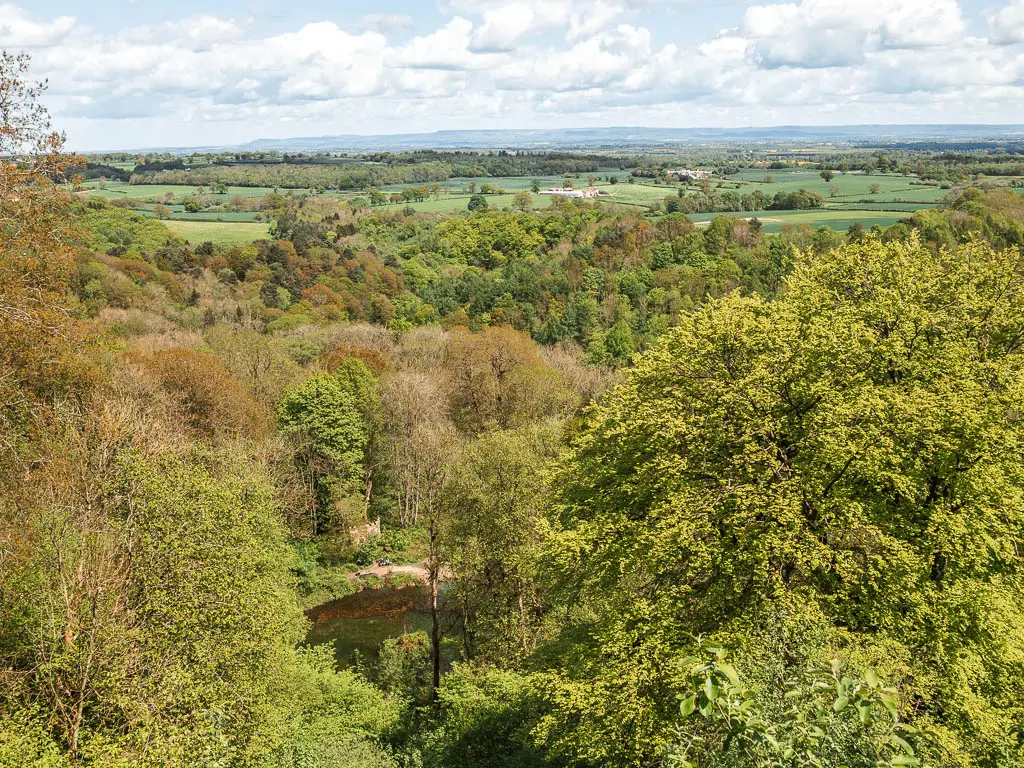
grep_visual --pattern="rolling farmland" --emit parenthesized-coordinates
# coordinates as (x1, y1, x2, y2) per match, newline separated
(78, 168, 956, 236)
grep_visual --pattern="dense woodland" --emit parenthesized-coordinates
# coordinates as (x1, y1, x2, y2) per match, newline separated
(3, 53, 1024, 768)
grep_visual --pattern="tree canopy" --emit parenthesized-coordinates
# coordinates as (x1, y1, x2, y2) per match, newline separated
(546, 235, 1024, 766)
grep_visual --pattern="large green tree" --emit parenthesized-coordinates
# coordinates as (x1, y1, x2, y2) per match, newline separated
(545, 235, 1024, 766)
(278, 370, 372, 533)
(446, 424, 560, 663)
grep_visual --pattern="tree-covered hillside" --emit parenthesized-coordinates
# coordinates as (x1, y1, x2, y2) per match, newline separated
(3, 52, 1024, 768)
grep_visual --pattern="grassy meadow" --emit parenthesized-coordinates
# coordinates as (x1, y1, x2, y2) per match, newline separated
(373, 191, 557, 213)
(80, 180, 321, 202)
(688, 209, 909, 233)
(721, 169, 948, 202)
(163, 220, 271, 244)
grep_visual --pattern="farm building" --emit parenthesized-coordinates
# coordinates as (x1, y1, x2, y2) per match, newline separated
(539, 186, 601, 198)
(667, 169, 712, 181)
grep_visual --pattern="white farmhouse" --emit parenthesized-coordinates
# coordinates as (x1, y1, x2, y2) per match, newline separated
(538, 186, 601, 199)
(667, 169, 713, 181)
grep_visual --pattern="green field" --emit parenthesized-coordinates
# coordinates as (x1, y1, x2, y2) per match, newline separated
(163, 220, 270, 244)
(371, 192, 557, 214)
(594, 170, 947, 232)
(588, 174, 946, 208)
(594, 182, 691, 207)
(80, 180, 320, 202)
(688, 209, 909, 234)
(136, 208, 264, 222)
(80, 171, 950, 235)
(378, 167, 628, 193)
(721, 170, 946, 203)
(827, 202, 942, 212)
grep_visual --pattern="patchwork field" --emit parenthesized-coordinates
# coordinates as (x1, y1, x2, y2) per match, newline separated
(163, 220, 270, 244)
(392, 167, 627, 192)
(595, 182, 693, 206)
(372, 192, 557, 213)
(79, 168, 955, 235)
(80, 180, 321, 202)
(135, 208, 265, 222)
(721, 170, 948, 202)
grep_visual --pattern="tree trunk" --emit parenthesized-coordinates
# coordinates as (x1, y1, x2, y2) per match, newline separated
(362, 469, 373, 524)
(431, 570, 440, 700)
(518, 583, 528, 654)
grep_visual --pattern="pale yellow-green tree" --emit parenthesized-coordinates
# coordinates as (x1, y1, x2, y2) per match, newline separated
(543, 234, 1024, 767)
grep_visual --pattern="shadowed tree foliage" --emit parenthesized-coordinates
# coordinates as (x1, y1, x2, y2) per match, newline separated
(446, 326, 575, 433)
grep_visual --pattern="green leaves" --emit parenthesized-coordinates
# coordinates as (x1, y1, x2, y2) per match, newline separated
(551, 234, 1024, 766)
(667, 647, 936, 768)
(889, 756, 921, 767)
(704, 677, 720, 702)
(278, 371, 372, 529)
(865, 669, 880, 689)
(718, 663, 741, 687)
(680, 695, 696, 718)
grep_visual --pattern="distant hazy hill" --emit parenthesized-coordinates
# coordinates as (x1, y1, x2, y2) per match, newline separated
(236, 125, 1024, 152)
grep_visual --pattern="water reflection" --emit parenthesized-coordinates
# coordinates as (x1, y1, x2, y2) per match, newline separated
(304, 586, 458, 667)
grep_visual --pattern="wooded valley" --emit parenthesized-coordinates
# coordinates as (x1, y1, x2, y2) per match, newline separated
(2, 51, 1024, 768)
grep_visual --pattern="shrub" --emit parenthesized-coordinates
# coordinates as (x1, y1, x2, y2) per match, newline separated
(267, 313, 314, 333)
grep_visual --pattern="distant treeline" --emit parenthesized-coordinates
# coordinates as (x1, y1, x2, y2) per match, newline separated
(131, 161, 466, 190)
(670, 188, 826, 214)
(92, 145, 1024, 190)
(125, 151, 631, 190)
(75, 163, 132, 182)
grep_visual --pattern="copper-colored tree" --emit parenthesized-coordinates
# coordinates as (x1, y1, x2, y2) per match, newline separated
(0, 51, 85, 448)
(445, 326, 574, 433)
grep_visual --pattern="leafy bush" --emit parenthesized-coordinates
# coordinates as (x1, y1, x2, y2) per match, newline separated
(423, 665, 543, 768)
(267, 313, 314, 333)
(351, 527, 429, 566)
(384, 572, 422, 590)
(0, 708, 69, 768)
(668, 648, 930, 768)
(275, 647, 402, 768)
(374, 632, 432, 701)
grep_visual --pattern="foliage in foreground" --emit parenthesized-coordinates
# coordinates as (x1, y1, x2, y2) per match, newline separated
(669, 647, 929, 768)
(543, 234, 1024, 766)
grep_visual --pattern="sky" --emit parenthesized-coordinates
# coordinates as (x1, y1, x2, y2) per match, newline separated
(3, 0, 1024, 150)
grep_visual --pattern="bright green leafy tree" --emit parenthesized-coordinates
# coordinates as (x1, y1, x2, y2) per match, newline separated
(545, 235, 1024, 766)
(278, 372, 371, 533)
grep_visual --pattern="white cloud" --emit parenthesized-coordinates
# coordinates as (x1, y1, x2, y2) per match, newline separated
(740, 0, 967, 68)
(567, 1, 629, 41)
(392, 17, 487, 69)
(0, 3, 74, 47)
(989, 0, 1024, 45)
(358, 14, 415, 34)
(2, 0, 1023, 150)
(126, 15, 248, 52)
(493, 25, 651, 91)
(470, 3, 563, 52)
(456, 0, 640, 48)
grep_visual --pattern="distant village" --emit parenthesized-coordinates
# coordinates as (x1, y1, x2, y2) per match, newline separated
(538, 186, 602, 199)
(667, 168, 713, 181)
(539, 168, 711, 199)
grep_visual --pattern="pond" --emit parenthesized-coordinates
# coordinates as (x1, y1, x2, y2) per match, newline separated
(304, 585, 459, 667)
